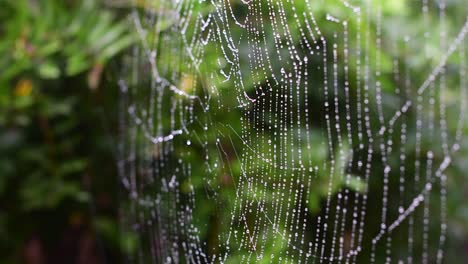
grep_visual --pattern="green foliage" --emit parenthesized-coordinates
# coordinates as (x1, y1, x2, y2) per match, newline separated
(0, 0, 134, 262)
(0, 0, 467, 263)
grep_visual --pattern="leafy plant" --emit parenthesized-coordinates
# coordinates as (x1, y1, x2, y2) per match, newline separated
(0, 0, 135, 262)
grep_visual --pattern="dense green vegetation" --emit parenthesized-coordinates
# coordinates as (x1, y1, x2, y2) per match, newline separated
(0, 0, 467, 263)
(0, 1, 134, 263)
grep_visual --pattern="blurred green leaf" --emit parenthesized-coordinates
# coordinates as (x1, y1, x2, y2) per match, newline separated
(37, 61, 60, 79)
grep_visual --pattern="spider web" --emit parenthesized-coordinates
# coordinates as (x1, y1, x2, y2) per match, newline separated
(117, 0, 468, 263)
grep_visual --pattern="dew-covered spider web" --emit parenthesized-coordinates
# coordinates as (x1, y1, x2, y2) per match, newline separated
(117, 0, 468, 263)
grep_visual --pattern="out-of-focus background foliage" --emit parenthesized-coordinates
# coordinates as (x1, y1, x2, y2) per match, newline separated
(0, 0, 467, 263)
(0, 0, 135, 263)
